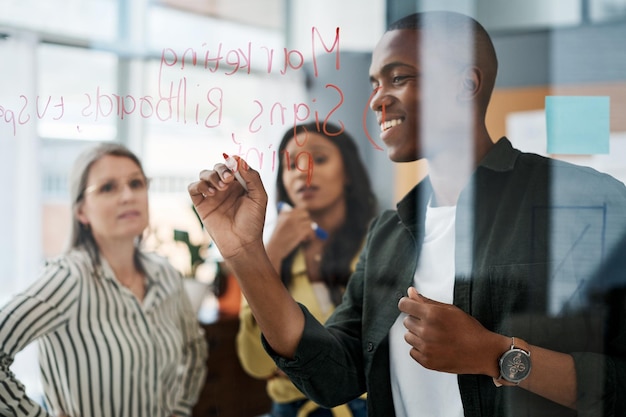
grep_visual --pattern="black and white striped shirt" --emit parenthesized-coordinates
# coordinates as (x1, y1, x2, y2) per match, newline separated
(0, 248, 208, 417)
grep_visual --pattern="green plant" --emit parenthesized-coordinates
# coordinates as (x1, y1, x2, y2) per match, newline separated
(173, 229, 204, 275)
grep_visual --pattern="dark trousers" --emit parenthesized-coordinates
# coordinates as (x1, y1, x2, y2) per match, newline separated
(269, 398, 367, 417)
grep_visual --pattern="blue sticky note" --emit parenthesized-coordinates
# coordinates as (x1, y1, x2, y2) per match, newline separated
(545, 96, 610, 154)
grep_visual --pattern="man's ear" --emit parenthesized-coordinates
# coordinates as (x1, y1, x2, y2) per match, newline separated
(458, 66, 481, 101)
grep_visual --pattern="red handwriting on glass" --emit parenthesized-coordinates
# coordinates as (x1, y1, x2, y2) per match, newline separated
(158, 26, 339, 78)
(81, 85, 224, 127)
(247, 84, 344, 134)
(0, 95, 65, 137)
(361, 86, 384, 151)
(2, 27, 343, 141)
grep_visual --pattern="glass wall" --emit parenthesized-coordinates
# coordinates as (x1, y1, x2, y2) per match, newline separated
(0, 0, 303, 407)
(2, 0, 626, 414)
(1, 0, 301, 285)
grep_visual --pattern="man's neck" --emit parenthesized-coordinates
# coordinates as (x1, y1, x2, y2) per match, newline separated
(427, 132, 495, 207)
(428, 169, 468, 207)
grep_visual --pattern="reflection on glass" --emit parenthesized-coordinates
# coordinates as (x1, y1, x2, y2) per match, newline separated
(589, 0, 626, 21)
(0, 0, 118, 41)
(38, 43, 118, 140)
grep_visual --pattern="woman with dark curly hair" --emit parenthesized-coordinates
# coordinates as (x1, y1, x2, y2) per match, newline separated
(237, 122, 377, 417)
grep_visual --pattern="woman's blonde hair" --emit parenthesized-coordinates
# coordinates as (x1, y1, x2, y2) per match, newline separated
(67, 142, 147, 268)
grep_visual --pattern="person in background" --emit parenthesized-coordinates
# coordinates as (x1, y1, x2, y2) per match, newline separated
(0, 142, 208, 417)
(188, 11, 626, 417)
(236, 122, 377, 417)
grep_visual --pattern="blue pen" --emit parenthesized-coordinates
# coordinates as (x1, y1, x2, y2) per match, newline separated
(277, 201, 328, 240)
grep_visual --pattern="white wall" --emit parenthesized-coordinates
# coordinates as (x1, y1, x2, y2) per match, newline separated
(477, 0, 582, 31)
(0, 30, 41, 300)
(419, 0, 477, 17)
(287, 0, 386, 57)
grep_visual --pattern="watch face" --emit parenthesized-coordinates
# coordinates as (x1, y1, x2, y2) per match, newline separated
(500, 349, 531, 383)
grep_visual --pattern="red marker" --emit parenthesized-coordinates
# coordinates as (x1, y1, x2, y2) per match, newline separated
(223, 153, 248, 192)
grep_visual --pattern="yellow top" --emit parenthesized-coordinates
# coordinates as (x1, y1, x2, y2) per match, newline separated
(236, 248, 365, 413)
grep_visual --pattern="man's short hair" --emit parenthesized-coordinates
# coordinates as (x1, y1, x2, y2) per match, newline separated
(388, 11, 497, 74)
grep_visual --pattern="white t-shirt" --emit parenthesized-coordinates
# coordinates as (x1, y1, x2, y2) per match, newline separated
(389, 203, 464, 417)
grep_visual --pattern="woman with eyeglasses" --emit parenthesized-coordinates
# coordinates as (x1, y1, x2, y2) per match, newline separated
(0, 143, 208, 417)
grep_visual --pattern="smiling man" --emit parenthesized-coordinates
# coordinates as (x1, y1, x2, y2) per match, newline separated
(189, 11, 626, 417)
